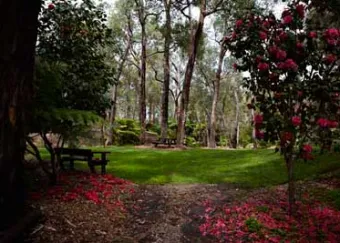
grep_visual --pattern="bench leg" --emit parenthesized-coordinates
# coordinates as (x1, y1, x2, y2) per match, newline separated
(60, 161, 66, 171)
(101, 164, 106, 175)
(88, 162, 96, 173)
(70, 160, 75, 171)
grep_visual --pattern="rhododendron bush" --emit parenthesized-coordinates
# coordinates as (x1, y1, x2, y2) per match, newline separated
(199, 188, 340, 242)
(224, 0, 340, 213)
(29, 172, 135, 212)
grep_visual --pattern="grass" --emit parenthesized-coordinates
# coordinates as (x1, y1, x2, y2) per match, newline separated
(39, 146, 340, 188)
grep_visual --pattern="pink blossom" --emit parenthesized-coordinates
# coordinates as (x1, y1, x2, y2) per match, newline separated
(296, 42, 304, 49)
(257, 62, 269, 71)
(254, 114, 263, 124)
(325, 28, 339, 38)
(325, 54, 337, 64)
(284, 59, 298, 71)
(317, 118, 329, 127)
(303, 144, 312, 153)
(236, 19, 243, 28)
(262, 20, 270, 28)
(255, 130, 264, 139)
(279, 31, 288, 41)
(291, 116, 301, 127)
(309, 31, 317, 38)
(329, 120, 339, 128)
(283, 15, 293, 24)
(276, 49, 287, 60)
(259, 31, 267, 40)
(296, 4, 305, 18)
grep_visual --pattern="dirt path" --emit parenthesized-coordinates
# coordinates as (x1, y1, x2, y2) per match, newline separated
(119, 184, 248, 243)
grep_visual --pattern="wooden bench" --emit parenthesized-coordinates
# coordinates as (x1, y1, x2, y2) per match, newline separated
(153, 138, 177, 147)
(55, 148, 110, 174)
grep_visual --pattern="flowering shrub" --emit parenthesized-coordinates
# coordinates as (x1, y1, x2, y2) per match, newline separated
(199, 189, 340, 242)
(28, 172, 135, 212)
(224, 0, 340, 212)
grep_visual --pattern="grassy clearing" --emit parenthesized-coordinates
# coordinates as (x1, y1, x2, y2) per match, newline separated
(82, 147, 340, 187)
(39, 146, 340, 187)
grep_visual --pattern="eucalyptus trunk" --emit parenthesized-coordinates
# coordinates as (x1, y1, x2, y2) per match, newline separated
(208, 45, 226, 148)
(177, 0, 206, 146)
(160, 0, 172, 139)
(138, 0, 147, 144)
(0, 0, 41, 229)
(107, 19, 132, 145)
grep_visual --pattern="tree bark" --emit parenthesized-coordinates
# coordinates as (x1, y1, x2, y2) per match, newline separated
(136, 0, 147, 144)
(107, 15, 133, 145)
(231, 90, 240, 148)
(177, 0, 206, 146)
(208, 45, 226, 148)
(160, 0, 172, 139)
(0, 0, 41, 230)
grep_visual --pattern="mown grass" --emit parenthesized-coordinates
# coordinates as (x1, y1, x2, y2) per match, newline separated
(40, 146, 340, 188)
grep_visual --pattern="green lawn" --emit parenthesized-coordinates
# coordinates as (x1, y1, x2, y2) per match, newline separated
(40, 147, 340, 188)
(74, 147, 340, 188)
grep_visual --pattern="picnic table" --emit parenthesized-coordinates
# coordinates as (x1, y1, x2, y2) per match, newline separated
(152, 138, 177, 147)
(55, 148, 111, 174)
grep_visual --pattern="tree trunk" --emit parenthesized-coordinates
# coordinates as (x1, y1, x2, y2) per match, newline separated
(251, 109, 258, 149)
(208, 45, 226, 148)
(177, 0, 206, 146)
(137, 0, 147, 144)
(231, 90, 240, 148)
(285, 152, 296, 215)
(0, 0, 41, 230)
(160, 0, 172, 139)
(107, 17, 133, 145)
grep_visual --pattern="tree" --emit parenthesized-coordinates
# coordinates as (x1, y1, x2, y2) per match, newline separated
(0, 0, 41, 229)
(176, 0, 229, 146)
(160, 0, 172, 139)
(107, 1, 134, 145)
(225, 0, 340, 213)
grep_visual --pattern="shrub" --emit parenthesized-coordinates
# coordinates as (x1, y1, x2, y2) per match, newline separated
(117, 130, 140, 145)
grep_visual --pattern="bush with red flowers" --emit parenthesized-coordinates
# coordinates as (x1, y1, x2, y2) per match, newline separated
(224, 0, 340, 212)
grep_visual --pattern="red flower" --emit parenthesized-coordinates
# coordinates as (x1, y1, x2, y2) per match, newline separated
(309, 31, 317, 38)
(236, 19, 243, 28)
(325, 28, 339, 38)
(255, 55, 263, 63)
(269, 45, 278, 55)
(254, 114, 263, 124)
(262, 20, 270, 29)
(232, 32, 237, 39)
(284, 59, 298, 71)
(276, 49, 287, 60)
(281, 131, 293, 142)
(257, 62, 269, 71)
(303, 144, 313, 153)
(233, 63, 238, 71)
(48, 3, 55, 10)
(329, 120, 339, 128)
(279, 31, 288, 41)
(317, 118, 329, 127)
(292, 116, 301, 127)
(255, 130, 264, 139)
(327, 39, 337, 46)
(283, 15, 293, 24)
(259, 31, 267, 40)
(325, 54, 337, 64)
(296, 42, 304, 49)
(296, 4, 305, 18)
